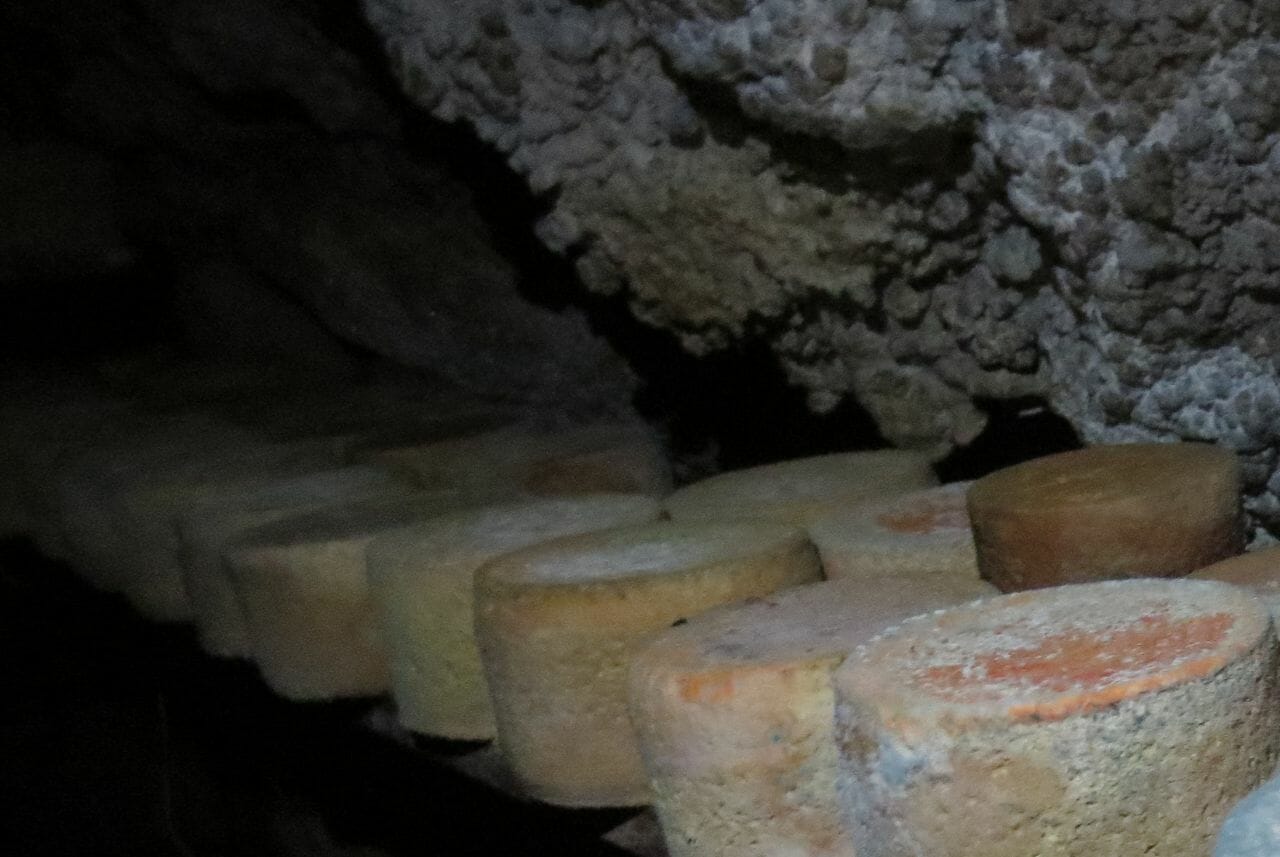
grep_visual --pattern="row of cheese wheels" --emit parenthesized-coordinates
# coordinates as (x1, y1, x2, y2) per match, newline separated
(6, 365, 1278, 857)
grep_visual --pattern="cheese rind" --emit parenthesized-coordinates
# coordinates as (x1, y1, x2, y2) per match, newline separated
(365, 495, 663, 740)
(663, 451, 935, 527)
(1191, 545, 1280, 620)
(224, 492, 469, 699)
(809, 481, 976, 581)
(834, 579, 1279, 857)
(630, 575, 997, 857)
(362, 422, 672, 499)
(968, 443, 1243, 591)
(475, 520, 824, 807)
(178, 465, 416, 657)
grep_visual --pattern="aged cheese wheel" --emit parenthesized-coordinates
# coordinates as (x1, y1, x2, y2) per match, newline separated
(663, 451, 935, 527)
(53, 415, 262, 591)
(365, 495, 662, 740)
(1191, 546, 1280, 619)
(968, 443, 1243, 591)
(224, 492, 469, 700)
(809, 481, 976, 581)
(363, 422, 672, 498)
(835, 579, 1279, 857)
(630, 574, 997, 857)
(178, 465, 417, 658)
(474, 520, 824, 807)
(107, 438, 354, 621)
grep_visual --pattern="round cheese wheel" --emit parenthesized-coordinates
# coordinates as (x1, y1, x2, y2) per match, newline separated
(1191, 545, 1280, 620)
(53, 415, 262, 592)
(809, 481, 976, 581)
(630, 574, 997, 857)
(968, 443, 1243, 591)
(663, 451, 936, 527)
(178, 465, 417, 658)
(223, 491, 470, 700)
(365, 494, 663, 740)
(363, 422, 671, 499)
(107, 438, 352, 621)
(474, 520, 824, 807)
(834, 579, 1279, 857)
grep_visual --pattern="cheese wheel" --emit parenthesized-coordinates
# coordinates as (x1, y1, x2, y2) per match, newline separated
(1191, 546, 1280, 620)
(809, 481, 976, 581)
(363, 422, 672, 498)
(365, 495, 663, 740)
(663, 451, 936, 527)
(834, 579, 1279, 857)
(968, 443, 1243, 591)
(630, 575, 997, 857)
(224, 492, 470, 700)
(108, 438, 355, 621)
(53, 416, 263, 591)
(474, 520, 824, 807)
(1215, 773, 1280, 857)
(178, 465, 418, 657)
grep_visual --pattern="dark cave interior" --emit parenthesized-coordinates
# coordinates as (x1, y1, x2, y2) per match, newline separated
(0, 1, 1089, 855)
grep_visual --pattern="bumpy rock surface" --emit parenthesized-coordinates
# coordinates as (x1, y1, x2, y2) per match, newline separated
(362, 0, 1280, 531)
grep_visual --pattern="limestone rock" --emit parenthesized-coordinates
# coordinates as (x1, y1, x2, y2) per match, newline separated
(362, 0, 1280, 531)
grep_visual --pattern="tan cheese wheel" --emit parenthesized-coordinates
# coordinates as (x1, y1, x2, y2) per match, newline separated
(178, 465, 418, 658)
(363, 422, 672, 498)
(834, 579, 1279, 857)
(630, 574, 997, 857)
(365, 495, 662, 740)
(663, 450, 936, 527)
(107, 438, 356, 621)
(53, 415, 263, 591)
(474, 520, 824, 807)
(1191, 545, 1280, 620)
(224, 491, 470, 700)
(809, 481, 976, 581)
(968, 443, 1243, 591)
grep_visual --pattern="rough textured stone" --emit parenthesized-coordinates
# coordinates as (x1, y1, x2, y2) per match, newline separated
(362, 0, 1280, 530)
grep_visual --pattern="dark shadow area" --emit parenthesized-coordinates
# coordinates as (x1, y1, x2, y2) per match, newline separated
(935, 397, 1083, 482)
(0, 537, 635, 857)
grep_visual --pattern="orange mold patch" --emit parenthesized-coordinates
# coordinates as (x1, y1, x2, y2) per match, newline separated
(876, 496, 969, 536)
(914, 611, 1237, 721)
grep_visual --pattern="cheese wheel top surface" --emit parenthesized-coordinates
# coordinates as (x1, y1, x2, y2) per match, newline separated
(187, 465, 409, 516)
(969, 442, 1236, 510)
(481, 520, 811, 588)
(810, 481, 973, 548)
(367, 494, 662, 568)
(665, 450, 935, 524)
(639, 575, 997, 672)
(838, 579, 1267, 726)
(229, 489, 476, 550)
(1191, 546, 1280, 592)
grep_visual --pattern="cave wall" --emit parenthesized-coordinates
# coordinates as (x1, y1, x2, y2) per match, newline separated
(1, 0, 635, 417)
(361, 0, 1280, 532)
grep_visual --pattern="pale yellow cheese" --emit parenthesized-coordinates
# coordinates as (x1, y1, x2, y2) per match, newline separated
(224, 491, 471, 700)
(663, 450, 935, 527)
(808, 481, 977, 581)
(474, 520, 824, 807)
(365, 494, 662, 740)
(362, 422, 672, 499)
(178, 465, 417, 657)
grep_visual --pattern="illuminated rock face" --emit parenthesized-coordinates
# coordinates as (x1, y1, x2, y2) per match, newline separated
(362, 0, 1280, 532)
